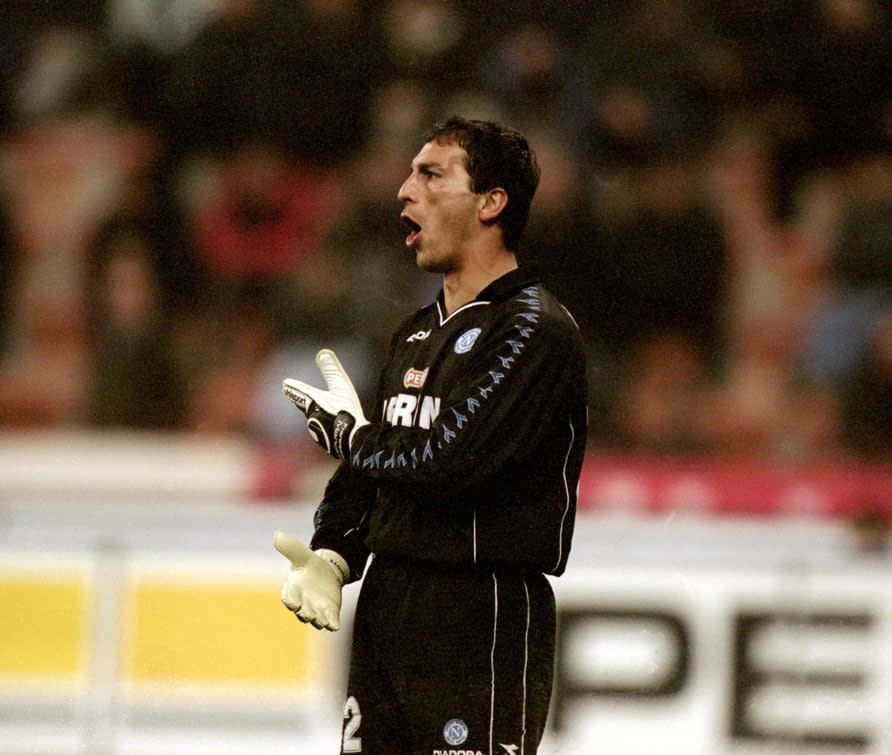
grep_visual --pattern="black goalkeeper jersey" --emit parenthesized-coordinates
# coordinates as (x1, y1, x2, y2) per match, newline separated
(310, 266, 587, 580)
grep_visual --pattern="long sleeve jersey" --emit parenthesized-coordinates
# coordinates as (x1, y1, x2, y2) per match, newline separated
(310, 266, 588, 581)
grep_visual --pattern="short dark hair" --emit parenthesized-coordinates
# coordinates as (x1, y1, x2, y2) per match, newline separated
(423, 116, 540, 251)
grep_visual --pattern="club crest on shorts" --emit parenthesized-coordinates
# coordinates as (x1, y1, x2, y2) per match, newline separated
(403, 366, 429, 389)
(443, 718, 469, 745)
(454, 328, 481, 354)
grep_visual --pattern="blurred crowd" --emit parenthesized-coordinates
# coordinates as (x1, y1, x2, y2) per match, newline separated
(1, 0, 892, 465)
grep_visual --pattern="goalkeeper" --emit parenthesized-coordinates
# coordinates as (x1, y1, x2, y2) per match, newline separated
(276, 116, 587, 755)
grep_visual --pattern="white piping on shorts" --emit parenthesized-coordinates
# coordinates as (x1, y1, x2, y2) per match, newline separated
(473, 505, 478, 563)
(489, 573, 499, 754)
(521, 576, 530, 755)
(489, 573, 531, 755)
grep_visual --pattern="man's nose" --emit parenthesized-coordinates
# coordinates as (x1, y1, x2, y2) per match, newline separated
(397, 175, 414, 202)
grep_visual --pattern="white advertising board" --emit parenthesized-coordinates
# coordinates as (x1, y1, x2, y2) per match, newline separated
(547, 560, 892, 755)
(2, 497, 891, 754)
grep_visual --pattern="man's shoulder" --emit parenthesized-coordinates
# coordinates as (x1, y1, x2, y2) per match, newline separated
(503, 280, 582, 339)
(389, 301, 438, 342)
(484, 268, 577, 326)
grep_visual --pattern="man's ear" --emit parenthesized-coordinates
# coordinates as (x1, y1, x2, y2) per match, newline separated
(478, 188, 508, 223)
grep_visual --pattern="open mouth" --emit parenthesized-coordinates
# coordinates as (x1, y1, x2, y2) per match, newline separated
(401, 214, 422, 247)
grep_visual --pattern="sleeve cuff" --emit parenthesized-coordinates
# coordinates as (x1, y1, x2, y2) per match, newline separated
(313, 548, 350, 584)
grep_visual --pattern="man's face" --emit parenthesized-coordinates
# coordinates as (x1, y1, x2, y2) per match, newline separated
(397, 139, 480, 273)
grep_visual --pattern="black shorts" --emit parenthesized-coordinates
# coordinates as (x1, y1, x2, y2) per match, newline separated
(340, 556, 556, 755)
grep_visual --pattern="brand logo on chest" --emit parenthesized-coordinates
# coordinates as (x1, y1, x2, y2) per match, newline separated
(403, 367, 429, 389)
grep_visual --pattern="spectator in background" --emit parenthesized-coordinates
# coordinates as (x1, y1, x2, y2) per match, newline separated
(699, 122, 829, 458)
(379, 0, 474, 96)
(797, 279, 891, 389)
(83, 216, 186, 428)
(700, 318, 810, 458)
(832, 157, 892, 292)
(259, 0, 386, 165)
(190, 139, 342, 298)
(611, 329, 709, 453)
(569, 0, 716, 168)
(593, 152, 727, 362)
(180, 138, 344, 435)
(702, 0, 805, 112)
(103, 0, 214, 132)
(187, 298, 277, 434)
(0, 24, 141, 426)
(160, 0, 272, 157)
(481, 23, 570, 130)
(796, 154, 892, 387)
(163, 0, 383, 163)
(791, 0, 892, 172)
(776, 377, 843, 461)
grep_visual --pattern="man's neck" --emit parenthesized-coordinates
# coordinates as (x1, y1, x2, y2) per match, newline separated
(441, 253, 518, 316)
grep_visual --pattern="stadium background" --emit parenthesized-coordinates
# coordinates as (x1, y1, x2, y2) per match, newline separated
(2, 1, 892, 753)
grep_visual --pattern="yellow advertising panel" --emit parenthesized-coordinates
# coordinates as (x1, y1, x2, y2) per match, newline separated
(0, 575, 88, 679)
(122, 575, 316, 686)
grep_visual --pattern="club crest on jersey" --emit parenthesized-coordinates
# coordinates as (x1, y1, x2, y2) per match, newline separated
(454, 328, 481, 354)
(403, 366, 429, 389)
(443, 718, 469, 745)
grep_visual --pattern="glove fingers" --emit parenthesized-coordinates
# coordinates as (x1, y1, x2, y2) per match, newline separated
(298, 595, 340, 631)
(283, 379, 336, 415)
(286, 602, 340, 631)
(323, 611, 341, 631)
(282, 380, 313, 413)
(290, 606, 320, 629)
(315, 349, 346, 385)
(285, 596, 331, 631)
(305, 594, 339, 630)
(315, 350, 358, 401)
(281, 573, 303, 611)
(274, 530, 312, 567)
(283, 597, 301, 614)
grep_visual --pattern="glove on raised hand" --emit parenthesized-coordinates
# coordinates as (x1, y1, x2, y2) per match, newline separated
(274, 529, 348, 632)
(283, 349, 369, 461)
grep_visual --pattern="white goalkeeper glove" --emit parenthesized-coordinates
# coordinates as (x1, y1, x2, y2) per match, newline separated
(283, 349, 369, 461)
(274, 529, 348, 632)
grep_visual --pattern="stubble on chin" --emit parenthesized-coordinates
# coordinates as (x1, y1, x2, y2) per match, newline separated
(416, 257, 455, 276)
(414, 246, 452, 274)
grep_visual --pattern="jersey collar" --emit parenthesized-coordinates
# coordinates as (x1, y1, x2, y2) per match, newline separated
(434, 266, 542, 326)
(475, 265, 542, 302)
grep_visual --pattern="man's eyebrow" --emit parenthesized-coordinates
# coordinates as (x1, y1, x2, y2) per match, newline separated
(413, 160, 443, 171)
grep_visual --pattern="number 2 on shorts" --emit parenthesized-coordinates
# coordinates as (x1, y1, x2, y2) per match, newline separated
(342, 695, 362, 753)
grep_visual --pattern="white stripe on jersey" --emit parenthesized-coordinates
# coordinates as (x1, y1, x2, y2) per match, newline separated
(554, 418, 576, 573)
